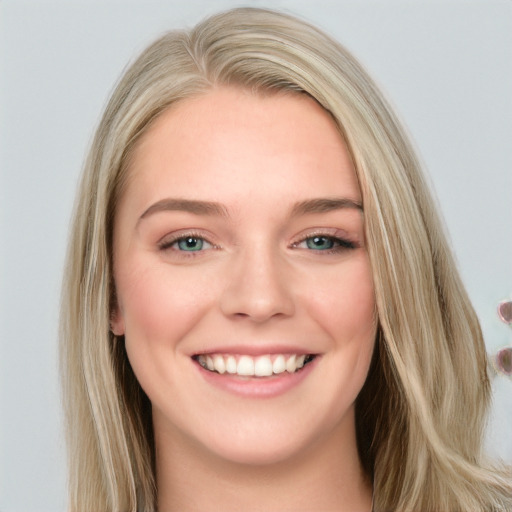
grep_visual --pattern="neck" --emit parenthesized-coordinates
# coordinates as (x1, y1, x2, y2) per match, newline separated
(154, 415, 372, 512)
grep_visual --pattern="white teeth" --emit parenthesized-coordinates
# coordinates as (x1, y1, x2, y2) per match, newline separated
(273, 355, 286, 374)
(254, 356, 273, 377)
(286, 354, 297, 373)
(197, 353, 313, 377)
(237, 355, 255, 376)
(226, 355, 237, 374)
(213, 355, 226, 374)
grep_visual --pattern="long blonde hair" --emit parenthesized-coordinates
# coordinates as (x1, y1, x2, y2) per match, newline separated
(60, 7, 512, 511)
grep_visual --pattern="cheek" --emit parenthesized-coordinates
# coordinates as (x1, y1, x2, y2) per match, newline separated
(305, 258, 376, 343)
(115, 262, 216, 346)
(116, 263, 221, 400)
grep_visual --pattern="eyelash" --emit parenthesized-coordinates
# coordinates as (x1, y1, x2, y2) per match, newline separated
(157, 231, 217, 257)
(291, 233, 358, 254)
(158, 231, 358, 257)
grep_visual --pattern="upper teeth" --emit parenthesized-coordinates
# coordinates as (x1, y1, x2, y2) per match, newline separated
(196, 353, 311, 377)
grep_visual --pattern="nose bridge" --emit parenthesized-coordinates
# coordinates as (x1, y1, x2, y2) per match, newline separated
(219, 239, 295, 322)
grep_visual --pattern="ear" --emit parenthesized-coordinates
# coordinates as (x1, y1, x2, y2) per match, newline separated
(110, 305, 125, 336)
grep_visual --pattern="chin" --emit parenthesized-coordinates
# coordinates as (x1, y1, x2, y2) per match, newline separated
(206, 432, 311, 467)
(192, 407, 350, 468)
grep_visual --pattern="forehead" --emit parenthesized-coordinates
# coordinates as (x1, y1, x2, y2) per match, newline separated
(121, 86, 360, 212)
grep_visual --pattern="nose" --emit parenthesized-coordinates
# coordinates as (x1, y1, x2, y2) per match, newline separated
(219, 246, 295, 323)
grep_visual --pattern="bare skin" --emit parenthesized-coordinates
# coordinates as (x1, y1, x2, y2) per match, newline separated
(155, 404, 372, 512)
(112, 87, 375, 511)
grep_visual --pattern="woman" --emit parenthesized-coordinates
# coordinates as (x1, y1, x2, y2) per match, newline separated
(60, 7, 512, 511)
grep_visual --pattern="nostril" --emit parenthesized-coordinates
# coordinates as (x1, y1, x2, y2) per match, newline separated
(219, 262, 295, 321)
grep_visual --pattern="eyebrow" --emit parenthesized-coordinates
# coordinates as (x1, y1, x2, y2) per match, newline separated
(139, 198, 229, 221)
(138, 196, 362, 223)
(290, 197, 362, 216)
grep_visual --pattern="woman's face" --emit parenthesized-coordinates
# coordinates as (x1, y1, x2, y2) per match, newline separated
(112, 87, 376, 465)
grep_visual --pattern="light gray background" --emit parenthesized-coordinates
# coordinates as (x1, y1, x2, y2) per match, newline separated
(1, 1, 511, 510)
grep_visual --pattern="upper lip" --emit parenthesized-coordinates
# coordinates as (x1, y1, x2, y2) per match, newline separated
(190, 344, 318, 357)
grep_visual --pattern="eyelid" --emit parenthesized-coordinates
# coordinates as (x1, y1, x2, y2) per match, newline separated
(290, 228, 356, 245)
(290, 228, 360, 253)
(157, 229, 218, 251)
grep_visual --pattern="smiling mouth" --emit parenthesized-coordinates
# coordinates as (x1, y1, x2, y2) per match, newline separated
(193, 353, 317, 377)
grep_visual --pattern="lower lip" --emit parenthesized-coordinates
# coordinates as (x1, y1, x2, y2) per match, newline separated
(194, 357, 320, 398)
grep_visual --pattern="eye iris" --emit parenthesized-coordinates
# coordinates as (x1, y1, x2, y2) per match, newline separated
(178, 237, 203, 251)
(307, 236, 334, 250)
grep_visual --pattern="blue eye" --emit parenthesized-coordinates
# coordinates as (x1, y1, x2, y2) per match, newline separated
(306, 236, 336, 250)
(176, 237, 205, 251)
(295, 234, 357, 252)
(158, 234, 214, 254)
